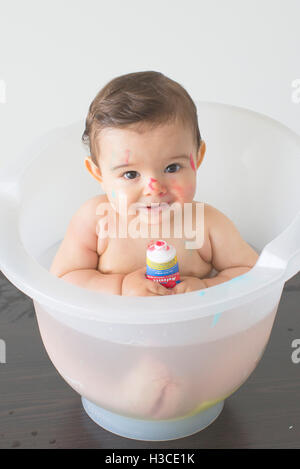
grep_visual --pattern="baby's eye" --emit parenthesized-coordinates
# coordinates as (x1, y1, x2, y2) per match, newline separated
(165, 163, 181, 173)
(123, 170, 139, 180)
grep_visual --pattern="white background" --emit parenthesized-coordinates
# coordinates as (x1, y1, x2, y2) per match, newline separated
(0, 0, 299, 169)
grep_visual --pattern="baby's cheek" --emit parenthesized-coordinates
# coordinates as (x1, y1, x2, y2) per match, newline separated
(184, 183, 196, 200)
(171, 180, 195, 202)
(111, 188, 136, 214)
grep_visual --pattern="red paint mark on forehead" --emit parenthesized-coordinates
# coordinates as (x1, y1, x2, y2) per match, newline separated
(124, 149, 130, 164)
(189, 153, 196, 171)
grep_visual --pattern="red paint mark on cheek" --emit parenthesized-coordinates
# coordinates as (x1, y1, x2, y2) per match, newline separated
(171, 181, 185, 199)
(190, 153, 196, 171)
(171, 181, 195, 202)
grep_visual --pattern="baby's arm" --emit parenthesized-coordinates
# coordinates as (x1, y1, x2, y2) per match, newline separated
(49, 197, 124, 295)
(201, 205, 259, 288)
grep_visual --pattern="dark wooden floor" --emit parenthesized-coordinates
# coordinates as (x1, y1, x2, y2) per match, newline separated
(0, 270, 299, 449)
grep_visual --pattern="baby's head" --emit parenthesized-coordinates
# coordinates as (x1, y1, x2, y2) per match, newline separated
(82, 71, 206, 223)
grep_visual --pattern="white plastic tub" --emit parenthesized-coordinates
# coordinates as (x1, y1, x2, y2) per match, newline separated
(0, 102, 299, 441)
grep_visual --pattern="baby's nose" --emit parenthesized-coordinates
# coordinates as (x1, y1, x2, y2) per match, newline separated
(143, 177, 167, 196)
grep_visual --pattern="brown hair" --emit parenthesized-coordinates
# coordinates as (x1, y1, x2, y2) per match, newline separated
(82, 71, 201, 167)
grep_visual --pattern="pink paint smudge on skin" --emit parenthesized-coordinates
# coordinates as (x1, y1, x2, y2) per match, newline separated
(170, 180, 186, 208)
(124, 149, 130, 164)
(171, 181, 185, 199)
(148, 177, 158, 191)
(189, 153, 196, 171)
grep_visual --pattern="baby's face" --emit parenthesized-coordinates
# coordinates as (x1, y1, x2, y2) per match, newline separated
(93, 120, 203, 224)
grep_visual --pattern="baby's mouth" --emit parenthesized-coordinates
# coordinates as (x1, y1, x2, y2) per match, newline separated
(139, 203, 170, 212)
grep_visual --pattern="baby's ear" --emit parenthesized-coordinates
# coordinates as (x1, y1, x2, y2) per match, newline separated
(196, 140, 206, 169)
(84, 156, 103, 183)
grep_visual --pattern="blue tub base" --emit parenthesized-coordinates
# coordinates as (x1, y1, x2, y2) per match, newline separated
(81, 397, 224, 441)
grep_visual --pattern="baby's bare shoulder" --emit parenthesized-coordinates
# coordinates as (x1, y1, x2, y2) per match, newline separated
(201, 202, 240, 244)
(70, 194, 108, 244)
(77, 194, 108, 222)
(203, 202, 239, 234)
(49, 194, 107, 276)
(191, 201, 213, 264)
(192, 201, 247, 264)
(202, 202, 259, 271)
(84, 193, 108, 210)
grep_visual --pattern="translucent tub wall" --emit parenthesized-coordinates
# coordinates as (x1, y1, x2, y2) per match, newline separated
(0, 102, 299, 440)
(33, 288, 281, 421)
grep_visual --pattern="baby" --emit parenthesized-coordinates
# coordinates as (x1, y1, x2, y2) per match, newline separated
(50, 71, 259, 297)
(49, 71, 260, 420)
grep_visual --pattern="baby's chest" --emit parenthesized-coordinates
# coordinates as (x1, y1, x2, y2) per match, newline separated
(97, 236, 212, 278)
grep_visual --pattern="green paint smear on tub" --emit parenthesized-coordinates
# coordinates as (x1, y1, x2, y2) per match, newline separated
(178, 395, 227, 419)
(168, 384, 243, 422)
(173, 350, 268, 421)
(171, 380, 249, 422)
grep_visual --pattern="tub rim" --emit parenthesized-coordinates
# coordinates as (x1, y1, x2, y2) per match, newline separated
(0, 192, 288, 324)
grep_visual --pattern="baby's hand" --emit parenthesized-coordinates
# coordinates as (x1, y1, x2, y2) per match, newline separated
(172, 276, 207, 294)
(122, 267, 174, 297)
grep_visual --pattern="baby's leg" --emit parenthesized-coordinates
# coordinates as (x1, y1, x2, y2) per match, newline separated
(119, 355, 184, 420)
